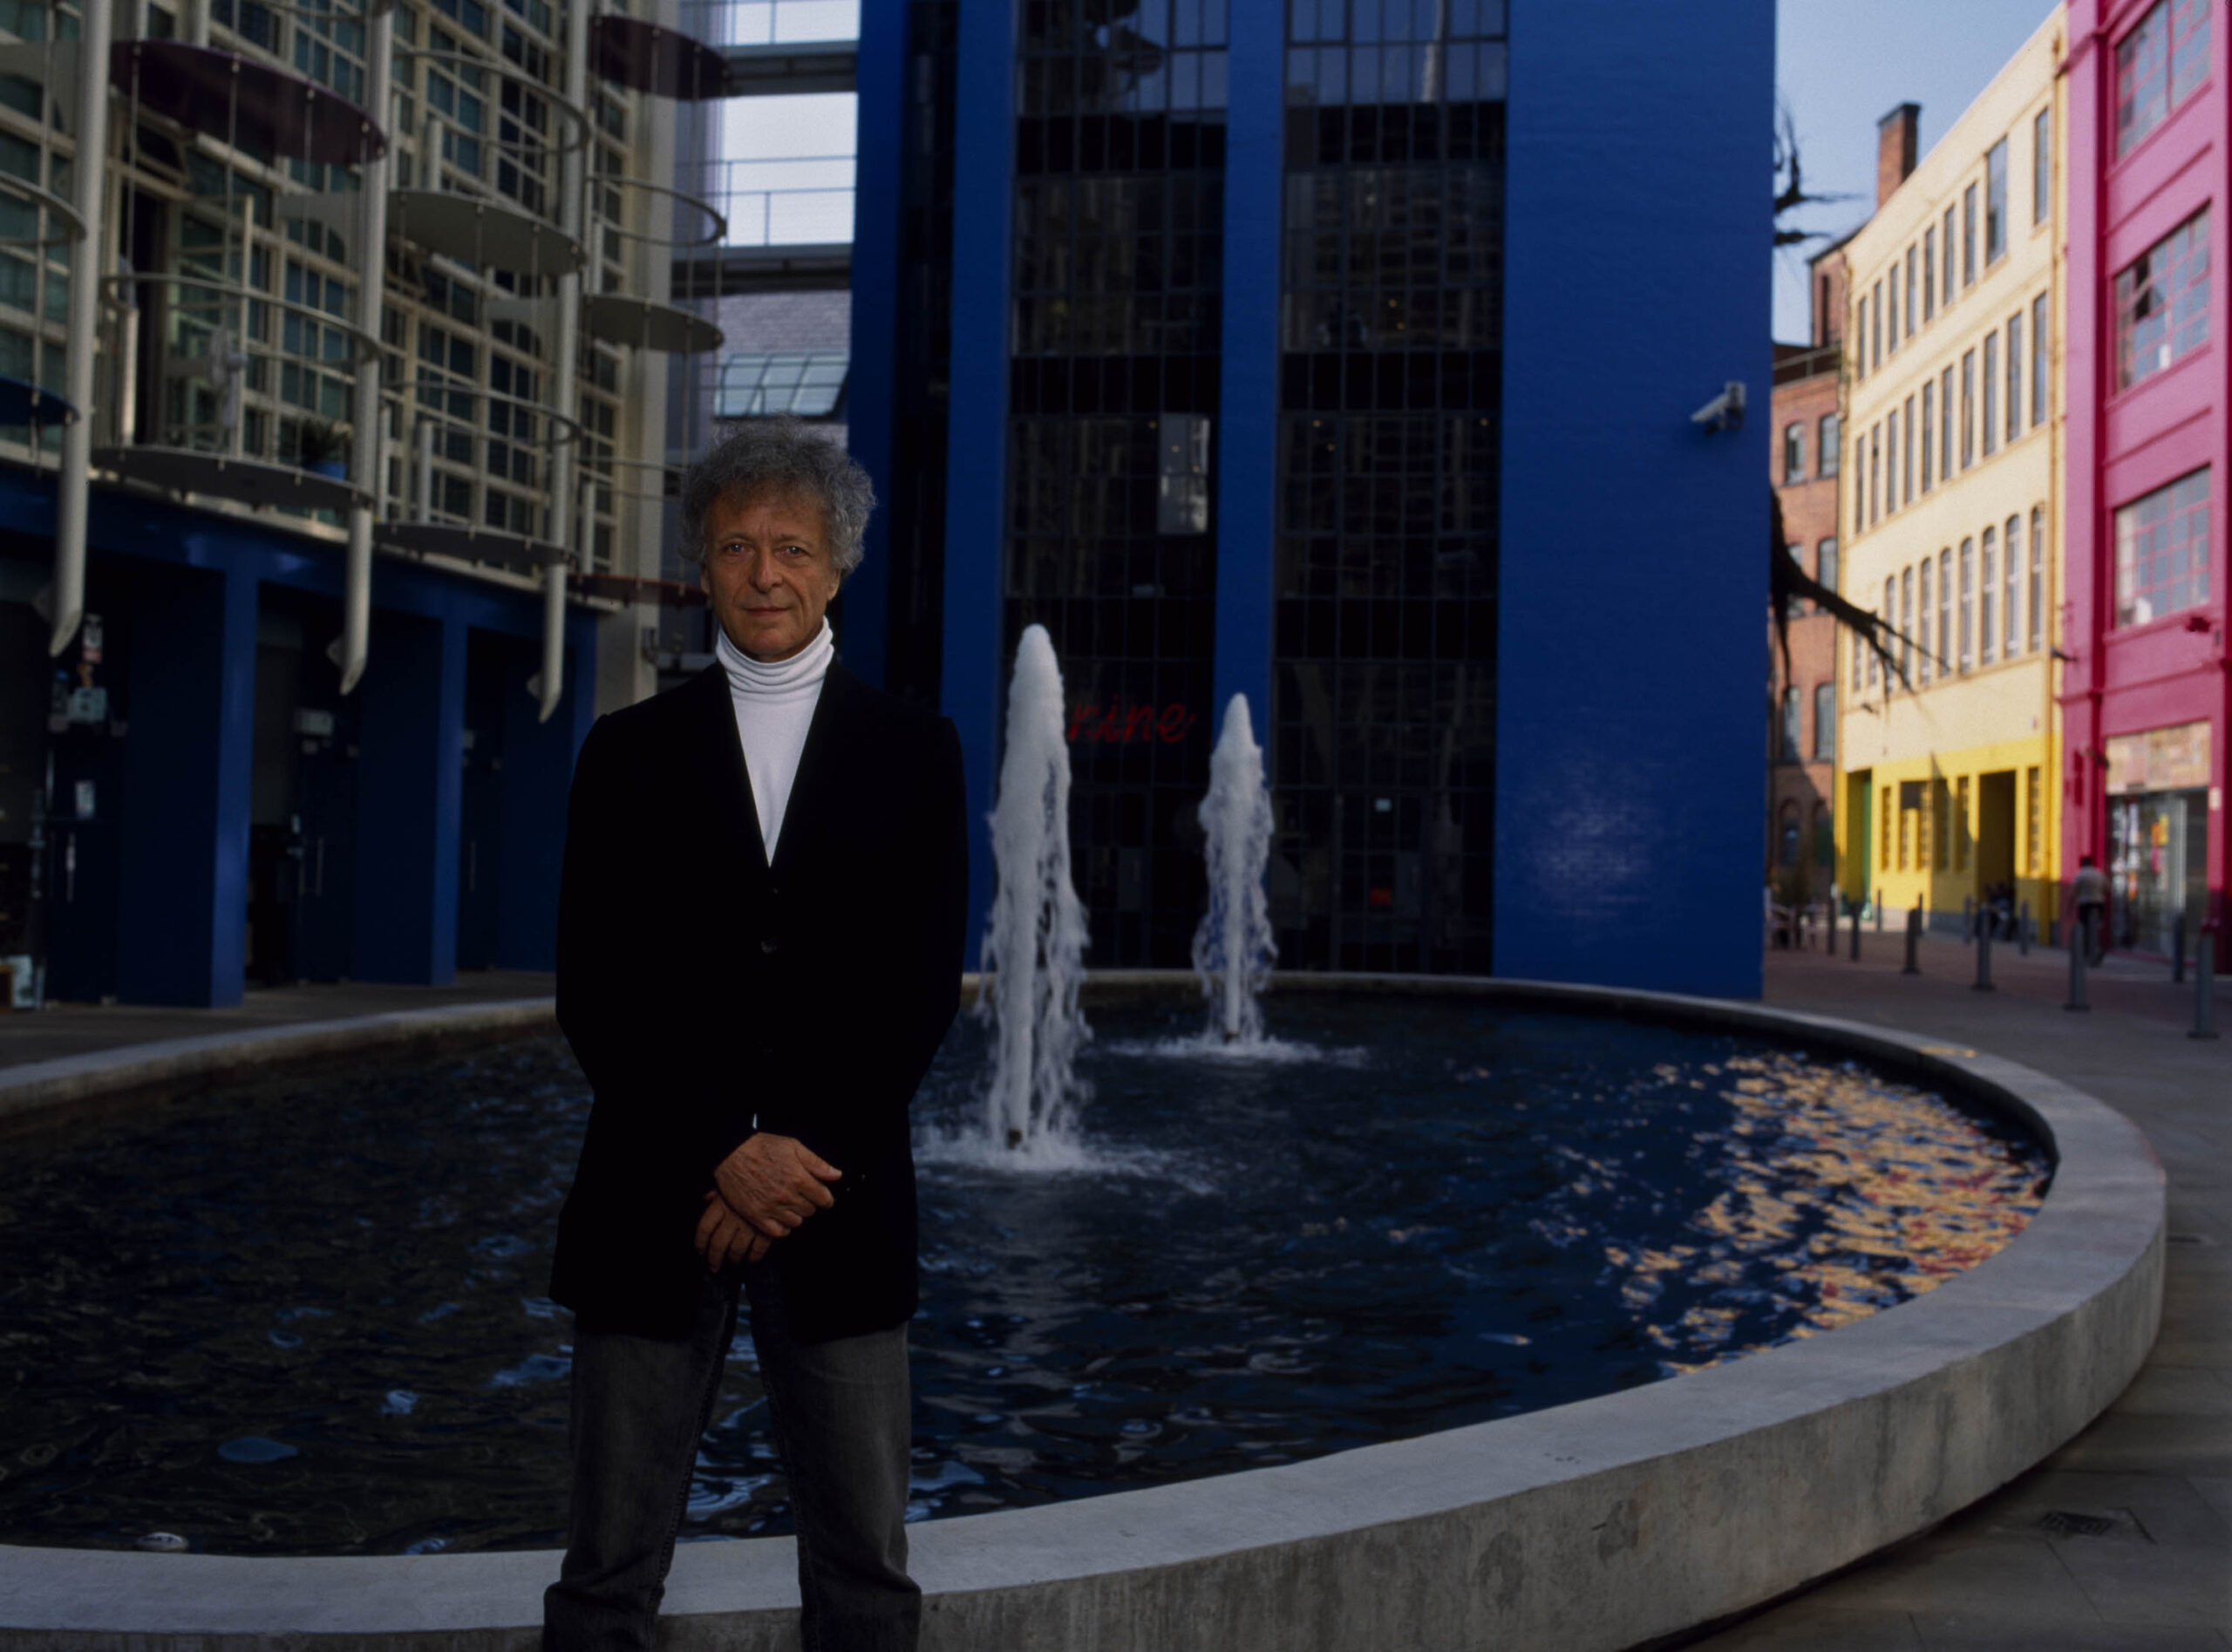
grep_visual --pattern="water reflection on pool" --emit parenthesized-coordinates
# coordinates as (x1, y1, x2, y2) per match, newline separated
(0, 996, 2047, 1555)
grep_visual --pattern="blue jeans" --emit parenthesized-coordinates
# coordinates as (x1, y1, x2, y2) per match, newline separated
(543, 1261, 919, 1652)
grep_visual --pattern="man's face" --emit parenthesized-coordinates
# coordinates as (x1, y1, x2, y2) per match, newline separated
(698, 485, 843, 663)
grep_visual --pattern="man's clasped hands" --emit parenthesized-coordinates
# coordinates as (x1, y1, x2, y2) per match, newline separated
(696, 1132, 843, 1271)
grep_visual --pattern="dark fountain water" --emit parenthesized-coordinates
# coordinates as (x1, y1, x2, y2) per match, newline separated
(0, 993, 2047, 1556)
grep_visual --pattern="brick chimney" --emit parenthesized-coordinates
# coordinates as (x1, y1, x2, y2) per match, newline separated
(1876, 103, 1920, 208)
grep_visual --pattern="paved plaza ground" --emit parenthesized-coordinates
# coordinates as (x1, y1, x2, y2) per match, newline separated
(0, 941, 2223, 1648)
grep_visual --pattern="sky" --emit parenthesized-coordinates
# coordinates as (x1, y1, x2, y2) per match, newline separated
(1773, 0, 2061, 341)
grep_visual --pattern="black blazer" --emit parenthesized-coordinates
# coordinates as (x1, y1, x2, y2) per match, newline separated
(549, 660, 969, 1343)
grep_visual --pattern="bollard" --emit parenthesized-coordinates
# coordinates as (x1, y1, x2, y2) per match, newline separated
(1963, 895, 1975, 942)
(1849, 901, 1861, 962)
(2018, 901, 2031, 955)
(1903, 903, 1922, 976)
(1875, 900, 1884, 933)
(2065, 921, 2090, 1012)
(2193, 931, 2219, 1041)
(2173, 911, 2186, 984)
(1974, 919, 1995, 990)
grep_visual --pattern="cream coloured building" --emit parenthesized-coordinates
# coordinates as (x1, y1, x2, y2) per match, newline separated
(1834, 8, 2065, 931)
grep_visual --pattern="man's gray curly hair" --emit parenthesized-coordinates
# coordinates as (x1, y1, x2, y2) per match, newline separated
(679, 418, 875, 579)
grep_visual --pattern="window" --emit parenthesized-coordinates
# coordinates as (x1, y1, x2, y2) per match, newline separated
(1886, 410, 1899, 512)
(1867, 424, 1880, 526)
(1984, 139, 2009, 265)
(1854, 438, 1868, 535)
(2005, 313, 2023, 444)
(1783, 421, 1806, 483)
(2117, 0, 2211, 158)
(1921, 389, 1935, 491)
(1940, 367, 1955, 477)
(1882, 576, 1897, 686)
(2114, 207, 2210, 391)
(2024, 767, 2043, 873)
(2114, 467, 2212, 626)
(1881, 786, 1893, 871)
(1888, 266, 1900, 349)
(1959, 538, 1975, 670)
(1937, 547, 1952, 676)
(1942, 206, 1956, 301)
(1955, 776, 1970, 872)
(1924, 226, 1937, 319)
(1779, 687, 1801, 762)
(1902, 395, 1916, 505)
(1872, 280, 1883, 371)
(2031, 293, 2049, 426)
(1918, 558, 1933, 683)
(1932, 778, 1949, 871)
(1980, 527, 1997, 664)
(1901, 567, 1915, 681)
(2003, 513, 2021, 657)
(713, 350, 850, 418)
(1906, 246, 1918, 338)
(1982, 332, 1999, 456)
(1818, 537, 1839, 596)
(2032, 107, 2051, 225)
(1854, 295, 1868, 378)
(1960, 350, 1976, 468)
(1820, 413, 1841, 476)
(1156, 413, 1211, 534)
(1963, 182, 1977, 286)
(2029, 506, 2045, 652)
(1814, 683, 1835, 761)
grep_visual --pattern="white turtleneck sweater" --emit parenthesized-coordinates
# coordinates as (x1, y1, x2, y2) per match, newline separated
(716, 618, 834, 858)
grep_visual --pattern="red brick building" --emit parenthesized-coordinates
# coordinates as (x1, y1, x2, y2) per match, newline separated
(1768, 243, 1849, 908)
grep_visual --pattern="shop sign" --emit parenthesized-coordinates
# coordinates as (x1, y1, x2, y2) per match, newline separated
(1067, 702, 1197, 744)
(2106, 720, 2211, 793)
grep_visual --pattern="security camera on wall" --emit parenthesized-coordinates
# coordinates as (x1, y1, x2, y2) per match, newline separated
(1691, 381, 1746, 434)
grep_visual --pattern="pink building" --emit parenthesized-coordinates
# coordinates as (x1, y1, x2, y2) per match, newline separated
(2062, 0, 2227, 955)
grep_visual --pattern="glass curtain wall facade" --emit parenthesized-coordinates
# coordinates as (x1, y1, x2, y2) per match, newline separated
(881, 0, 961, 710)
(1272, 2, 1505, 972)
(1002, 0, 1230, 965)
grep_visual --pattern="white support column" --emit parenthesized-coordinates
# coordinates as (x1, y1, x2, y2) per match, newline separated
(337, 5, 396, 696)
(49, 0, 113, 657)
(535, 0, 592, 724)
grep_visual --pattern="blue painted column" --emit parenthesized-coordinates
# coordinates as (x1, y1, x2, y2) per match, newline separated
(1493, 1, 1773, 997)
(116, 560, 258, 1006)
(940, 0, 1017, 967)
(1212, 0, 1286, 741)
(497, 615, 596, 971)
(842, 0, 908, 690)
(352, 609, 467, 983)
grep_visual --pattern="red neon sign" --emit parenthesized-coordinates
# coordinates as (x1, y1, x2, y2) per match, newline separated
(1066, 702, 1198, 745)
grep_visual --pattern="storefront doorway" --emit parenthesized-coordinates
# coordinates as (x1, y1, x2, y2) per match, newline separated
(2108, 788, 2208, 955)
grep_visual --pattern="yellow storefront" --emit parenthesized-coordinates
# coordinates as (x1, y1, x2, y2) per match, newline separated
(1832, 12, 2064, 931)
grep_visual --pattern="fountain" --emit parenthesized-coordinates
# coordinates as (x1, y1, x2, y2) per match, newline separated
(976, 623, 1092, 1154)
(1192, 694, 1276, 1044)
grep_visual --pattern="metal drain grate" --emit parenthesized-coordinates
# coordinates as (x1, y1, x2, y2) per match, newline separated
(2038, 1511, 2118, 1539)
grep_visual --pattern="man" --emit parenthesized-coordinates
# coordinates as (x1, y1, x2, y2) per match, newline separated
(2071, 853, 2109, 966)
(543, 419, 969, 1652)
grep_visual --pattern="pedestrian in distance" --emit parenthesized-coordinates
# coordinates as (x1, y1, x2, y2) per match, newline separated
(542, 418, 970, 1652)
(2070, 853, 2109, 968)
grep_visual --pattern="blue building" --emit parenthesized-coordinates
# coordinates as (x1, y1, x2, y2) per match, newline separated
(844, 0, 1774, 996)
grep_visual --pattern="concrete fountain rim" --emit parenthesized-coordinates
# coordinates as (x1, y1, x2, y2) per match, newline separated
(0, 975, 2166, 1652)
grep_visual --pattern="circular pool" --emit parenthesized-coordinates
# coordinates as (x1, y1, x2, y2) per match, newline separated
(0, 992, 2047, 1557)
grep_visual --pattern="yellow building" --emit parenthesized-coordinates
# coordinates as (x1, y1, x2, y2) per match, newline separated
(1835, 10, 2064, 931)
